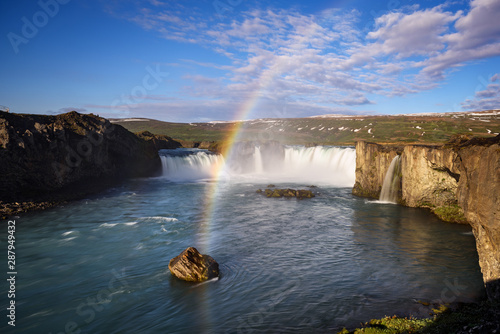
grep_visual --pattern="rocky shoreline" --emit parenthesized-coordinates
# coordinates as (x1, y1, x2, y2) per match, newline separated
(0, 200, 63, 220)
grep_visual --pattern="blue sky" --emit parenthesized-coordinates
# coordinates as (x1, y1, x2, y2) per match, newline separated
(1, 0, 499, 122)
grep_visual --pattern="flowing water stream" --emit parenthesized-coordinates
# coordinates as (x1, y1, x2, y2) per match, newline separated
(1, 145, 484, 333)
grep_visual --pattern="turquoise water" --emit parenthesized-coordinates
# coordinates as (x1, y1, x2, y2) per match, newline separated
(1, 148, 484, 333)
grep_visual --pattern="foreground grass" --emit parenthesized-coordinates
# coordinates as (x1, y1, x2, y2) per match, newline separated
(339, 300, 500, 334)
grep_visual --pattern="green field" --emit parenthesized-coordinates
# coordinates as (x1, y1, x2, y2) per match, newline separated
(111, 110, 500, 146)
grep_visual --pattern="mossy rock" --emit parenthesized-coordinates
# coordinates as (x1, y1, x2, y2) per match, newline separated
(259, 188, 315, 199)
(433, 205, 468, 224)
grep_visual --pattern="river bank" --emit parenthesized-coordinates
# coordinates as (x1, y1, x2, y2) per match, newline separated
(339, 298, 500, 333)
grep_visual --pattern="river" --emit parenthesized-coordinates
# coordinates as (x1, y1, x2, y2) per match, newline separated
(1, 145, 484, 333)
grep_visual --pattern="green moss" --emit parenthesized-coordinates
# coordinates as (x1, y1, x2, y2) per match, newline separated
(339, 300, 500, 334)
(339, 315, 432, 333)
(433, 204, 467, 224)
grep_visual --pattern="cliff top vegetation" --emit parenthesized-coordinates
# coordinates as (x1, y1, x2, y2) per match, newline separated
(111, 110, 500, 146)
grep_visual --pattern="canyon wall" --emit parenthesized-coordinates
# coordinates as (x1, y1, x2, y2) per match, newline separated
(456, 138, 500, 300)
(401, 145, 462, 209)
(353, 135, 500, 300)
(0, 111, 161, 209)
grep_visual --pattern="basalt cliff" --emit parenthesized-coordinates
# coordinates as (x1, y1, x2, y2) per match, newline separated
(353, 135, 500, 300)
(0, 111, 161, 216)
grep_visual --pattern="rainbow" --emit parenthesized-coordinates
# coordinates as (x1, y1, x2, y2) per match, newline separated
(196, 89, 264, 253)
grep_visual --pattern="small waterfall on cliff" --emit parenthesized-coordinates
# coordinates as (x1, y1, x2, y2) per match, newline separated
(379, 155, 402, 203)
(160, 144, 356, 186)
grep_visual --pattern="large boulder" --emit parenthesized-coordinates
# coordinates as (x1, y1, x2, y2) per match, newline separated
(169, 247, 219, 282)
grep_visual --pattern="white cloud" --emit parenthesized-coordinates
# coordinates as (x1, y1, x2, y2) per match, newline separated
(461, 73, 500, 111)
(419, 0, 500, 80)
(448, 0, 500, 49)
(367, 7, 458, 58)
(106, 1, 500, 119)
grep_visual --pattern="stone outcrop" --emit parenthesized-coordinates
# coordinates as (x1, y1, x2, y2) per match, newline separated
(0, 111, 161, 213)
(352, 135, 500, 300)
(401, 145, 461, 208)
(169, 247, 219, 282)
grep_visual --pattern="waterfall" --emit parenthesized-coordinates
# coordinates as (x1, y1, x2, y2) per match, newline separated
(160, 144, 356, 186)
(254, 146, 264, 174)
(379, 155, 401, 203)
(160, 149, 224, 182)
(279, 146, 356, 186)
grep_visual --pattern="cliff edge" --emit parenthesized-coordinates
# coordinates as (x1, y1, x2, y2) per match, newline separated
(0, 111, 161, 216)
(456, 136, 500, 300)
(353, 135, 500, 300)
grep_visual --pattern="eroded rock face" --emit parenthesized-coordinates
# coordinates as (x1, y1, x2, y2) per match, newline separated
(353, 141, 462, 211)
(401, 145, 461, 208)
(169, 247, 219, 282)
(456, 138, 500, 300)
(0, 111, 161, 205)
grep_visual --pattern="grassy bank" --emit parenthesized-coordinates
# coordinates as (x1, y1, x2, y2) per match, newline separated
(339, 299, 500, 333)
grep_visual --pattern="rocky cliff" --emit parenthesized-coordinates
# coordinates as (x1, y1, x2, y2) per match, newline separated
(456, 136, 500, 300)
(353, 135, 500, 300)
(0, 111, 161, 214)
(401, 145, 462, 209)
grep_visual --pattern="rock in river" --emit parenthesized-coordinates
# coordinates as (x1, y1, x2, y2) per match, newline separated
(169, 247, 219, 282)
(257, 188, 316, 199)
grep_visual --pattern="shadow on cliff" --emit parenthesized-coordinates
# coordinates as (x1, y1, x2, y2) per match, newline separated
(0, 111, 162, 219)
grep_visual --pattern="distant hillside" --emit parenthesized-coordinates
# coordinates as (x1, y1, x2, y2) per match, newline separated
(110, 110, 500, 146)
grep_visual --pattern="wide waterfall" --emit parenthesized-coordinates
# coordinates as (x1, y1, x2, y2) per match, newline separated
(160, 143, 356, 186)
(160, 149, 224, 182)
(379, 155, 402, 203)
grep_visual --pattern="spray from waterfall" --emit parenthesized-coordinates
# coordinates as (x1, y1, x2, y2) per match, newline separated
(160, 149, 224, 182)
(160, 144, 356, 187)
(379, 155, 402, 203)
